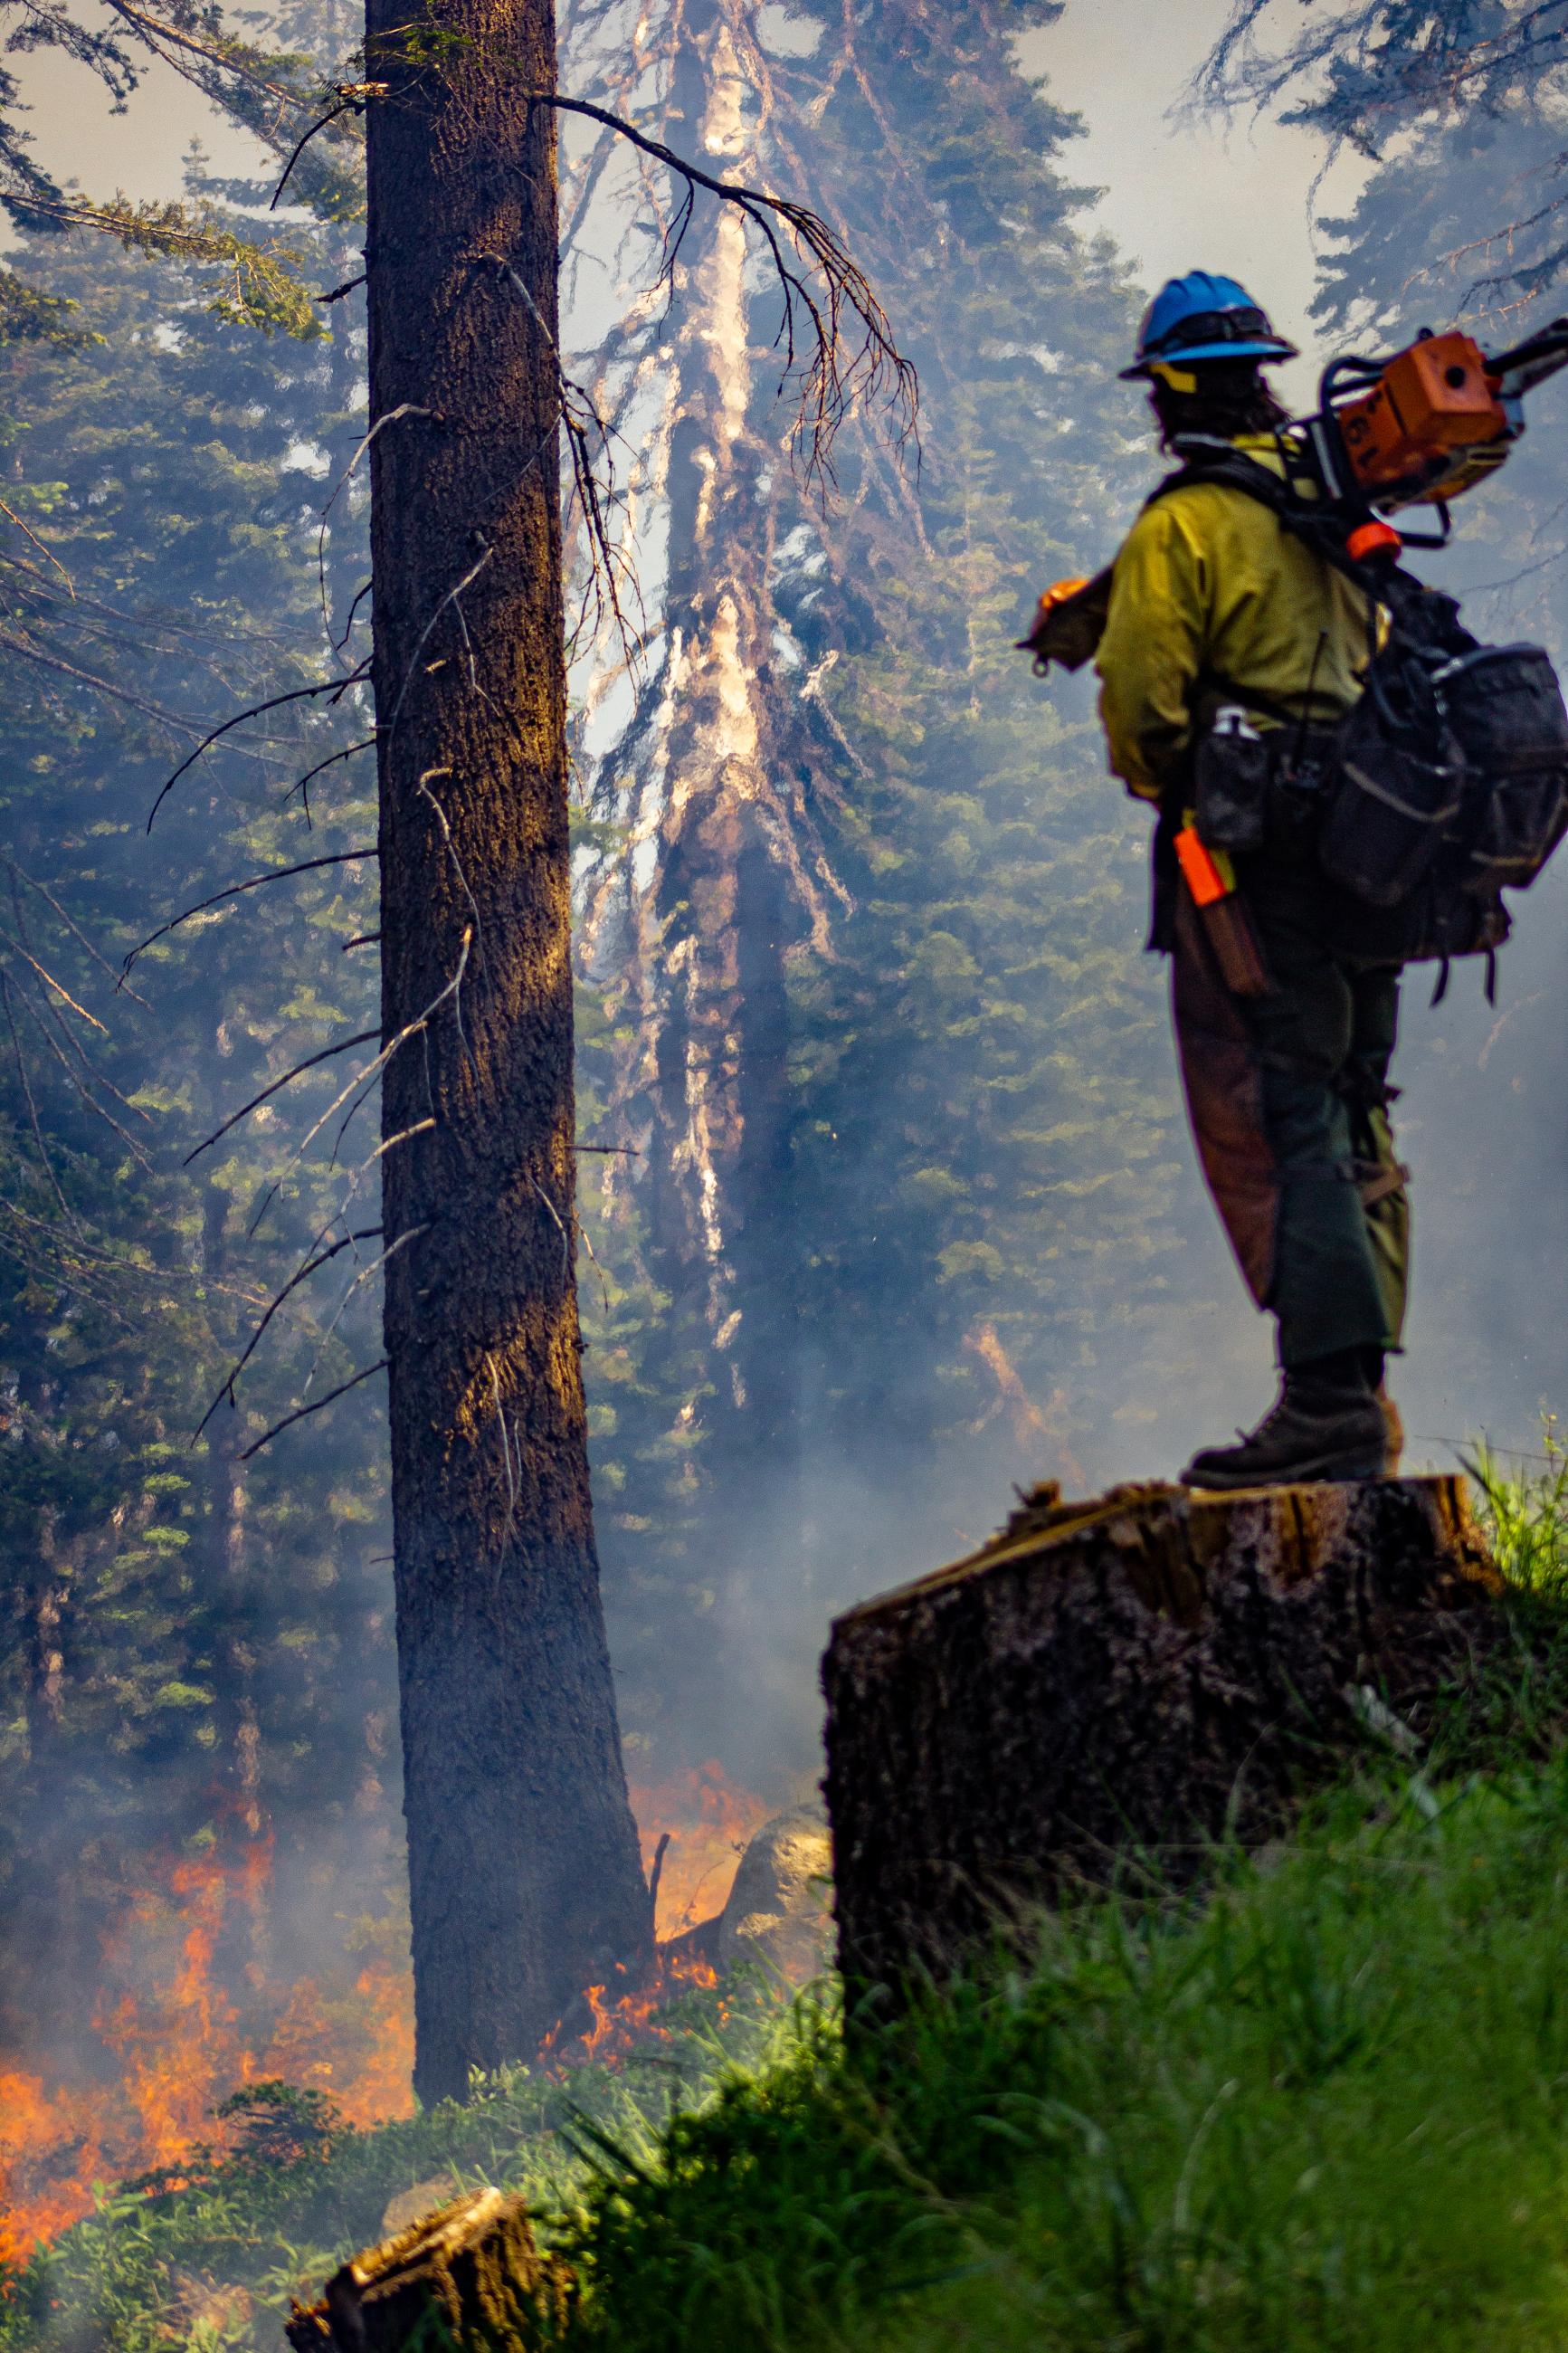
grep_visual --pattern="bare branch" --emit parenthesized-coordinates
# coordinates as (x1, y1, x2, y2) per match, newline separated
(0, 924, 106, 1033)
(0, 967, 81, 1236)
(529, 90, 919, 481)
(184, 1029, 379, 1166)
(0, 626, 208, 738)
(246, 935, 470, 1236)
(469, 251, 642, 661)
(9, 860, 150, 1010)
(145, 664, 370, 833)
(287, 737, 376, 825)
(384, 546, 493, 739)
(317, 409, 433, 644)
(299, 1222, 427, 1396)
(333, 580, 373, 655)
(239, 1357, 389, 1462)
(124, 848, 377, 981)
(532, 1173, 570, 1281)
(194, 1223, 384, 1440)
(0, 498, 73, 594)
(270, 90, 376, 211)
(647, 1829, 671, 1929)
(6, 976, 154, 1170)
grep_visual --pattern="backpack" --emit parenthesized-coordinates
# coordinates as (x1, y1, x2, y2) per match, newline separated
(1150, 448, 1568, 965)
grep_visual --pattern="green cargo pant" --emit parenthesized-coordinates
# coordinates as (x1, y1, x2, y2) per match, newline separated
(1171, 858, 1410, 1370)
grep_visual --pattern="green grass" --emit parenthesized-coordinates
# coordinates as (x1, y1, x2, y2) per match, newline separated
(10, 1448, 1568, 2352)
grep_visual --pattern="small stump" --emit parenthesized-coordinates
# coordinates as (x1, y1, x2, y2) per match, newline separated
(822, 1474, 1500, 1998)
(286, 2186, 572, 2352)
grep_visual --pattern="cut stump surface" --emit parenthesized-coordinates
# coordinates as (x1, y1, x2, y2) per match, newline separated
(286, 2186, 572, 2352)
(822, 1474, 1499, 1997)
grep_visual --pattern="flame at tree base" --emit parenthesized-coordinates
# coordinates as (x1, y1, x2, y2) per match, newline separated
(0, 1758, 771, 2266)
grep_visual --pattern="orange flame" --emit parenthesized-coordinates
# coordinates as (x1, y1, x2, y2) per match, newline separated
(0, 1840, 413, 2262)
(0, 1762, 768, 2262)
(540, 1941, 729, 2074)
(630, 1760, 772, 1939)
(534, 1760, 774, 2073)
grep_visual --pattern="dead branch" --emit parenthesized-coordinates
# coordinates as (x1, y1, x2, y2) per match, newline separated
(246, 936, 470, 1235)
(317, 409, 433, 645)
(416, 770, 482, 952)
(0, 499, 73, 593)
(290, 1122, 433, 1286)
(528, 90, 919, 482)
(384, 548, 493, 739)
(184, 1029, 379, 1167)
(334, 581, 373, 655)
(7, 976, 154, 1171)
(239, 1357, 390, 1462)
(0, 968, 81, 1236)
(145, 663, 371, 832)
(285, 737, 376, 823)
(21, 972, 149, 1123)
(647, 1829, 671, 1929)
(532, 1174, 570, 1281)
(469, 252, 642, 661)
(269, 90, 377, 211)
(299, 1222, 427, 1396)
(9, 861, 150, 1010)
(0, 626, 208, 738)
(124, 848, 377, 981)
(0, 923, 106, 1033)
(194, 1223, 384, 1440)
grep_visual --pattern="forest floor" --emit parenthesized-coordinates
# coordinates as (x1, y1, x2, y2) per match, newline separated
(6, 1445, 1568, 2353)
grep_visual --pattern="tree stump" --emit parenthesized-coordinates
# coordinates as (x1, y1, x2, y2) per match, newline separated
(822, 1474, 1501, 1998)
(286, 2186, 573, 2352)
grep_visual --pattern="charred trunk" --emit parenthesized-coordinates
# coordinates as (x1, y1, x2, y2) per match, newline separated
(363, 0, 650, 2102)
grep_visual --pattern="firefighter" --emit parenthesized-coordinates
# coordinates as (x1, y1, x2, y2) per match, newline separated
(1096, 270, 1406, 1490)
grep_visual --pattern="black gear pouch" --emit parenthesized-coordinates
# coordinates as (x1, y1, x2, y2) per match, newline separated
(1193, 706, 1271, 853)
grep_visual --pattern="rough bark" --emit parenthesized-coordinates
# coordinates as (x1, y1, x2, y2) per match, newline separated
(364, 0, 650, 2101)
(823, 1475, 1503, 1999)
(286, 2186, 572, 2351)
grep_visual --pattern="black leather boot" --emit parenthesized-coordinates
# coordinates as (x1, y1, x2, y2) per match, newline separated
(1180, 1370, 1388, 1491)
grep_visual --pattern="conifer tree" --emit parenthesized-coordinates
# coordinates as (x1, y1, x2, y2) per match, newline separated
(0, 167, 402, 2092)
(360, 0, 654, 2101)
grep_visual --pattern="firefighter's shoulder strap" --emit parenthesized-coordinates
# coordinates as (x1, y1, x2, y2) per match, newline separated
(1145, 443, 1357, 578)
(1145, 443, 1449, 633)
(1022, 445, 1383, 679)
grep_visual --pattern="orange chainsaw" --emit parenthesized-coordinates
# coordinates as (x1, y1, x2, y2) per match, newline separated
(1020, 318, 1568, 673)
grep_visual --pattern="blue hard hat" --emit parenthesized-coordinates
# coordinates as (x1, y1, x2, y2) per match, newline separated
(1121, 270, 1297, 380)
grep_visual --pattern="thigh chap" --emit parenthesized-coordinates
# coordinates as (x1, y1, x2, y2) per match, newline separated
(1171, 884, 1405, 1363)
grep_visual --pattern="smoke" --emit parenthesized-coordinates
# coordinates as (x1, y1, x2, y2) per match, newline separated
(6, 1, 1568, 2262)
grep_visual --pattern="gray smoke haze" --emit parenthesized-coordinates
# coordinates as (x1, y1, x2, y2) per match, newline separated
(2, 0, 1564, 1831)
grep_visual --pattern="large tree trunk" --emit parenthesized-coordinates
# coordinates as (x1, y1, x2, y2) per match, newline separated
(364, 0, 651, 2102)
(824, 1475, 1503, 2003)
